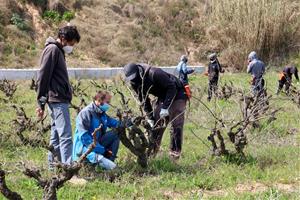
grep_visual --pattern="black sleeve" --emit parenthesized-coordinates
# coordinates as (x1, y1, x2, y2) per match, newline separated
(207, 64, 211, 74)
(36, 46, 58, 109)
(217, 59, 223, 73)
(153, 70, 177, 109)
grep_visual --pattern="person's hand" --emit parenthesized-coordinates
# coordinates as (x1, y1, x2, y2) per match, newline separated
(36, 107, 44, 119)
(147, 119, 155, 128)
(160, 109, 169, 118)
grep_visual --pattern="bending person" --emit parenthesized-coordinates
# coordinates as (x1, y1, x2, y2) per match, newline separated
(277, 65, 299, 94)
(123, 63, 188, 160)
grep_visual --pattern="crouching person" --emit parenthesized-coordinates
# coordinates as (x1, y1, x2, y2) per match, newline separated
(276, 65, 299, 95)
(72, 91, 120, 170)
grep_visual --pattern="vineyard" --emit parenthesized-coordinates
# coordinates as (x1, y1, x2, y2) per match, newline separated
(0, 72, 299, 199)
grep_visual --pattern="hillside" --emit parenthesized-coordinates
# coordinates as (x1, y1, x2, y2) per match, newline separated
(0, 0, 300, 69)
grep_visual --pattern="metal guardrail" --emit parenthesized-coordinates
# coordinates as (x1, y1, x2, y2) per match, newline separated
(0, 66, 205, 80)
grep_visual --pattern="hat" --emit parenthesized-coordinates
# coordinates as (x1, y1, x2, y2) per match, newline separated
(248, 51, 258, 62)
(208, 53, 217, 62)
(180, 55, 188, 62)
(123, 63, 139, 81)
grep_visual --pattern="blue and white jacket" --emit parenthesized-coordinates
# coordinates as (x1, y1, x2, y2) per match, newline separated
(177, 61, 194, 85)
(72, 102, 119, 163)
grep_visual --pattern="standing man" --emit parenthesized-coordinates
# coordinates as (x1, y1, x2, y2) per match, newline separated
(206, 53, 224, 101)
(123, 63, 187, 160)
(247, 51, 266, 95)
(36, 25, 80, 165)
(276, 65, 299, 94)
(176, 55, 194, 99)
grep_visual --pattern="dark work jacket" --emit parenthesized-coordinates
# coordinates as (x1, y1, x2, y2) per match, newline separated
(283, 66, 299, 81)
(208, 60, 222, 80)
(130, 64, 186, 118)
(37, 37, 72, 107)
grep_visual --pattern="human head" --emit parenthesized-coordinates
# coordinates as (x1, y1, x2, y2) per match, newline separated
(93, 91, 112, 107)
(248, 51, 258, 63)
(180, 55, 188, 63)
(57, 25, 81, 52)
(208, 53, 217, 63)
(123, 63, 142, 84)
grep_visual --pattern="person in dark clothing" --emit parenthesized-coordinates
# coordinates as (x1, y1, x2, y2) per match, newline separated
(276, 65, 299, 94)
(36, 25, 80, 166)
(206, 53, 224, 101)
(176, 55, 194, 99)
(123, 63, 187, 159)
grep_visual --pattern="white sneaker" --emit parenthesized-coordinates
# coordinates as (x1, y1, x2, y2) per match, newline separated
(68, 176, 88, 186)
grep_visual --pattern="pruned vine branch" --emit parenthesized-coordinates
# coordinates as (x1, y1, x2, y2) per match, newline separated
(0, 169, 23, 200)
(0, 79, 17, 102)
(21, 125, 101, 200)
(10, 105, 51, 148)
(193, 88, 280, 156)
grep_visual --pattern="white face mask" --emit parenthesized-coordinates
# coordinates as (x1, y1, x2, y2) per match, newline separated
(63, 45, 74, 54)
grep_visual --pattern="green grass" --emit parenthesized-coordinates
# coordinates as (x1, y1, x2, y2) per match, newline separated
(0, 72, 299, 199)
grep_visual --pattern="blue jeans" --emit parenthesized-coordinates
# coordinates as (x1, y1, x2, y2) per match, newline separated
(99, 131, 120, 161)
(48, 103, 73, 165)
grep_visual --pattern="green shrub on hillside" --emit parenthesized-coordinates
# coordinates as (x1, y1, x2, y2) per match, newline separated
(42, 10, 61, 22)
(43, 10, 75, 23)
(10, 13, 29, 31)
(62, 11, 75, 22)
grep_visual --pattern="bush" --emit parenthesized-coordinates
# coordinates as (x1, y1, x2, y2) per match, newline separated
(62, 11, 75, 22)
(43, 10, 75, 23)
(10, 13, 29, 31)
(42, 10, 61, 22)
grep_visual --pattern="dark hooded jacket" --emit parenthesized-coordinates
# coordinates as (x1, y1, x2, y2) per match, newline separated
(127, 63, 186, 118)
(36, 37, 72, 109)
(283, 66, 299, 81)
(208, 59, 222, 80)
